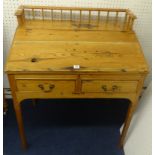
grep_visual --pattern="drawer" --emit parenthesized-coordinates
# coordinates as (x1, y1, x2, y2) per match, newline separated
(16, 80, 75, 94)
(82, 80, 138, 93)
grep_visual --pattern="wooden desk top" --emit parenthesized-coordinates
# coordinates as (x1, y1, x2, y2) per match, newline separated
(5, 24, 148, 74)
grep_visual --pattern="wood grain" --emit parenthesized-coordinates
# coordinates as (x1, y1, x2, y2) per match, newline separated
(5, 41, 148, 73)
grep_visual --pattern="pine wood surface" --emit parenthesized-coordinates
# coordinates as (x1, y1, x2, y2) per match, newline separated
(5, 24, 148, 73)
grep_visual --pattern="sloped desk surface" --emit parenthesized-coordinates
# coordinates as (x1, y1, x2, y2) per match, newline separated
(5, 21, 148, 73)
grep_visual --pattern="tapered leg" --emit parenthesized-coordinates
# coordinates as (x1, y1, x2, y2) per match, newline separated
(119, 101, 136, 148)
(8, 74, 28, 149)
(13, 102, 28, 149)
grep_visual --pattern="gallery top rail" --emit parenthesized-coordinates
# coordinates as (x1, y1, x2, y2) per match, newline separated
(15, 5, 137, 31)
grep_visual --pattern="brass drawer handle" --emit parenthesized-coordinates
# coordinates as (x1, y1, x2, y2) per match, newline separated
(102, 85, 118, 92)
(38, 84, 55, 92)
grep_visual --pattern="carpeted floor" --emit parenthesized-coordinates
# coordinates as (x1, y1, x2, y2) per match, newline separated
(4, 99, 129, 155)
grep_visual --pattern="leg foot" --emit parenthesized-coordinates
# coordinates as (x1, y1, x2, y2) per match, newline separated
(119, 101, 136, 148)
(13, 102, 28, 149)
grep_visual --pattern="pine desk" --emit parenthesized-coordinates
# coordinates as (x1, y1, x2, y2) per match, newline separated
(5, 5, 149, 149)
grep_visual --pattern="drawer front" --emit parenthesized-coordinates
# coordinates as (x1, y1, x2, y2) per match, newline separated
(16, 80, 75, 94)
(82, 80, 138, 93)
